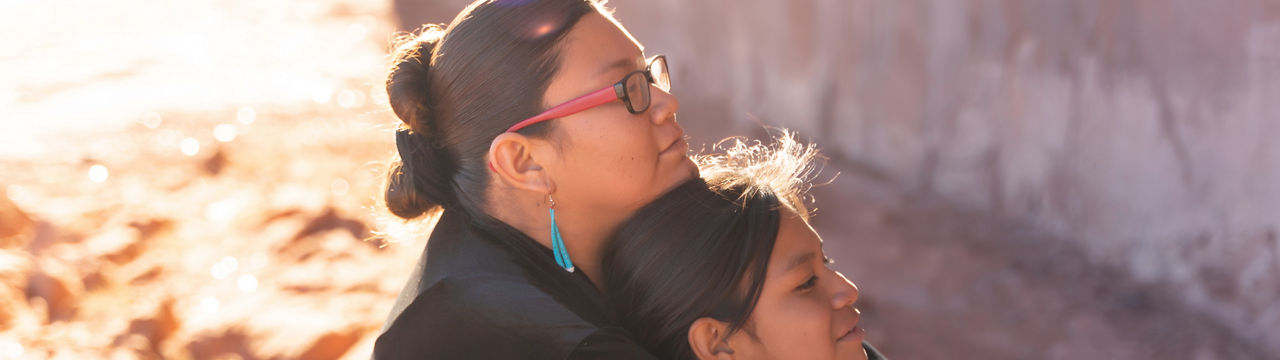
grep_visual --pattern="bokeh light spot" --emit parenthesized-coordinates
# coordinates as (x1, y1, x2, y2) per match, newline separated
(311, 86, 333, 104)
(140, 111, 163, 129)
(330, 178, 349, 196)
(210, 256, 239, 280)
(237, 107, 256, 125)
(204, 198, 242, 225)
(214, 124, 237, 142)
(181, 137, 200, 156)
(5, 184, 27, 203)
(199, 297, 220, 314)
(238, 274, 258, 293)
(88, 165, 109, 183)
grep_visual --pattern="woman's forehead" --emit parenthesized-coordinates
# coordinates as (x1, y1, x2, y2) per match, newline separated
(544, 12, 644, 104)
(562, 13, 644, 71)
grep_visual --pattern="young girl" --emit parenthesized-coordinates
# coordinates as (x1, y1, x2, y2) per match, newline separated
(374, 0, 694, 358)
(603, 134, 887, 359)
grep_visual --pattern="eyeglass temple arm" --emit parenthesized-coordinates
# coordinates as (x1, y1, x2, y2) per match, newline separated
(505, 86, 620, 133)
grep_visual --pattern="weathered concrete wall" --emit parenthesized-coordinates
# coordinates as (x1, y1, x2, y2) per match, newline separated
(394, 0, 1280, 355)
(617, 1, 1280, 354)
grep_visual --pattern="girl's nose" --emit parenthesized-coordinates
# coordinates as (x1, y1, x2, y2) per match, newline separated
(830, 270, 859, 309)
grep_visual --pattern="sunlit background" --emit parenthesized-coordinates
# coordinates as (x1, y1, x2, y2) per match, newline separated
(2, 0, 1279, 359)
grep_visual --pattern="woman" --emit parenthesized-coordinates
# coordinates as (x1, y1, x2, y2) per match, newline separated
(374, 0, 694, 358)
(602, 134, 887, 359)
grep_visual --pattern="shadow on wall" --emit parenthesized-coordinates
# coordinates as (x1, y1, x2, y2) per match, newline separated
(393, 0, 1280, 358)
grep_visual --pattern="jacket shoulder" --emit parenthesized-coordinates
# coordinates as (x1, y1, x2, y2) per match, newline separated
(374, 277, 596, 359)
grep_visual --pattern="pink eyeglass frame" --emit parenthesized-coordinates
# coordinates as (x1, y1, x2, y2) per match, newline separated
(505, 55, 668, 133)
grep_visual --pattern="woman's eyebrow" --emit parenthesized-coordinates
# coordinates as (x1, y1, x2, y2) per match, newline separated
(596, 55, 642, 76)
(781, 252, 817, 275)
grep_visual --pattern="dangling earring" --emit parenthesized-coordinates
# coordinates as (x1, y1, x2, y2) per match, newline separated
(548, 194, 575, 272)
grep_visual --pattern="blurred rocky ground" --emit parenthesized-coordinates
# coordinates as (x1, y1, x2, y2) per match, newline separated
(0, 0, 437, 358)
(0, 96, 433, 359)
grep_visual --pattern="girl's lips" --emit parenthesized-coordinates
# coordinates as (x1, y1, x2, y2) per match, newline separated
(837, 310, 863, 343)
(838, 325, 866, 343)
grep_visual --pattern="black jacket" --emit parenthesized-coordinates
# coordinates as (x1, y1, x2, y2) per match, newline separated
(375, 211, 658, 359)
(374, 211, 888, 359)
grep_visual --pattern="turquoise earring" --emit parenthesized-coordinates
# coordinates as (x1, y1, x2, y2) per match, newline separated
(548, 194, 574, 272)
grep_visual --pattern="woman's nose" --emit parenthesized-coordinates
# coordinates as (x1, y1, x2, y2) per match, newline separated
(829, 270, 859, 309)
(648, 85, 679, 125)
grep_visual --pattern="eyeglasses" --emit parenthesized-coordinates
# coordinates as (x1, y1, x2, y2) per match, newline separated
(505, 55, 670, 133)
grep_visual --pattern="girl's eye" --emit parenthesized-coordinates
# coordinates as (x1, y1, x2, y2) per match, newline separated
(797, 275, 818, 291)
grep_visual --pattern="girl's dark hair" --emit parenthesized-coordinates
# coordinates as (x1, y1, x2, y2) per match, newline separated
(384, 0, 599, 219)
(604, 179, 780, 359)
(602, 132, 822, 359)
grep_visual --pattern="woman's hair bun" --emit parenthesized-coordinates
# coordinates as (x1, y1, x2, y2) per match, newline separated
(384, 25, 460, 219)
(387, 25, 444, 130)
(386, 128, 459, 218)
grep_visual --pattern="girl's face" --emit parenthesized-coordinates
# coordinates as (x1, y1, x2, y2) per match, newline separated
(535, 12, 697, 225)
(718, 213, 868, 360)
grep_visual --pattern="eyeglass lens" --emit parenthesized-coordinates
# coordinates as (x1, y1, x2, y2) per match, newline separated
(650, 56, 669, 92)
(623, 57, 670, 113)
(625, 72, 650, 113)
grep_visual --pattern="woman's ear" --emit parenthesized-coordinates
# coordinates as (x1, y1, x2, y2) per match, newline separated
(488, 132, 555, 193)
(688, 317, 736, 360)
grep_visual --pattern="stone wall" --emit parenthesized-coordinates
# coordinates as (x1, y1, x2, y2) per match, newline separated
(394, 0, 1280, 354)
(619, 1, 1280, 353)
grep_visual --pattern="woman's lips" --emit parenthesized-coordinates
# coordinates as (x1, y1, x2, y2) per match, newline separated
(660, 137, 688, 156)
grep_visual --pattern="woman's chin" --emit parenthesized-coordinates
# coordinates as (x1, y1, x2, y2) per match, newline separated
(678, 155, 698, 178)
(662, 155, 699, 187)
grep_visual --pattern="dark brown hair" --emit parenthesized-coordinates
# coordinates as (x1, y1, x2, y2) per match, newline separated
(385, 0, 598, 219)
(602, 132, 822, 359)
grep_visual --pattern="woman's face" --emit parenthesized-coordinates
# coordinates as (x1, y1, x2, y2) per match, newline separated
(720, 213, 868, 360)
(536, 12, 697, 223)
